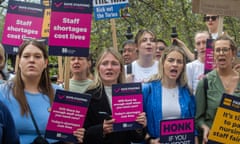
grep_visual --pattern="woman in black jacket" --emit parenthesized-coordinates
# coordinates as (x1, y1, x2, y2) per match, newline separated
(83, 48, 146, 144)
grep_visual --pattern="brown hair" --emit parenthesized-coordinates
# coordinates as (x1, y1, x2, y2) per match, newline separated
(214, 34, 237, 56)
(13, 39, 54, 115)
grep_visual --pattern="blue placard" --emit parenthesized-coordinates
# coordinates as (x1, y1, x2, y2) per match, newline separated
(93, 0, 129, 20)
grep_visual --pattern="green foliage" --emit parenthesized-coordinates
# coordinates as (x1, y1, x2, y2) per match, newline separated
(1, 0, 240, 76)
(90, 0, 240, 55)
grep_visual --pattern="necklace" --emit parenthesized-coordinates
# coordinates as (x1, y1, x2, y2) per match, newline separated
(162, 86, 178, 98)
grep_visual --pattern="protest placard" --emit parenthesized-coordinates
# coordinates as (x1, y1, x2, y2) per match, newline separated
(208, 93, 240, 144)
(48, 0, 92, 57)
(192, 0, 240, 18)
(2, 1, 44, 54)
(160, 118, 195, 144)
(112, 82, 143, 131)
(93, 0, 129, 20)
(45, 89, 91, 143)
(204, 39, 214, 74)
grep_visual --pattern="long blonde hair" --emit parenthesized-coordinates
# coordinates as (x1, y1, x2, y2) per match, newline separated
(88, 48, 126, 90)
(149, 45, 188, 87)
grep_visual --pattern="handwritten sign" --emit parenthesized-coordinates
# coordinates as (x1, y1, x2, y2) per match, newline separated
(112, 83, 143, 131)
(208, 93, 240, 144)
(45, 89, 91, 143)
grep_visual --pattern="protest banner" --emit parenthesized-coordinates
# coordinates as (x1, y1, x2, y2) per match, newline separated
(208, 93, 240, 144)
(160, 118, 195, 144)
(2, 0, 44, 54)
(112, 82, 143, 131)
(48, 0, 92, 57)
(45, 89, 91, 143)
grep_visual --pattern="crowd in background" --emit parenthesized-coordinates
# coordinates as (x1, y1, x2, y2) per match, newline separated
(0, 13, 239, 144)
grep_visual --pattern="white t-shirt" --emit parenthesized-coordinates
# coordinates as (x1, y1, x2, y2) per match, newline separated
(186, 59, 204, 94)
(162, 86, 180, 120)
(125, 60, 158, 83)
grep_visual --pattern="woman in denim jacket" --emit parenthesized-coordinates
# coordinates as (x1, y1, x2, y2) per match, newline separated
(142, 45, 196, 144)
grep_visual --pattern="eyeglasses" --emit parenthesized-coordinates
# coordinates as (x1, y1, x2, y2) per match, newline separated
(214, 47, 231, 54)
(156, 46, 165, 51)
(204, 16, 219, 22)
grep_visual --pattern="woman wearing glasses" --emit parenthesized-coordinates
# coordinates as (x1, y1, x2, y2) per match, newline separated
(195, 34, 240, 143)
(83, 48, 147, 144)
(204, 14, 219, 39)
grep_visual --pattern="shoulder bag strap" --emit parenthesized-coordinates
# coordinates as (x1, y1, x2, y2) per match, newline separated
(203, 77, 208, 111)
(28, 103, 41, 136)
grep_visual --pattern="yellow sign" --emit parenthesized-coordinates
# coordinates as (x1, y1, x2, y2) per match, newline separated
(41, 7, 51, 38)
(208, 95, 240, 143)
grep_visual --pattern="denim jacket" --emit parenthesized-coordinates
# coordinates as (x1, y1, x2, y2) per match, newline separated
(142, 80, 196, 138)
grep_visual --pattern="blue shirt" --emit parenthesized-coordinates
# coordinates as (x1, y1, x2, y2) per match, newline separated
(0, 82, 61, 144)
(0, 101, 19, 143)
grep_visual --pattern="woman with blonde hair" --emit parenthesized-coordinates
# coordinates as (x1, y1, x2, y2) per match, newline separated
(142, 45, 196, 144)
(83, 48, 147, 144)
(126, 29, 158, 83)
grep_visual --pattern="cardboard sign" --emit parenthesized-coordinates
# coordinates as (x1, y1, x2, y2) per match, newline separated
(112, 82, 143, 131)
(45, 89, 91, 143)
(160, 118, 195, 144)
(208, 93, 240, 144)
(192, 0, 240, 18)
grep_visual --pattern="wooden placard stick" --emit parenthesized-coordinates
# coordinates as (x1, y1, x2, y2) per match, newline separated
(14, 55, 19, 73)
(110, 19, 118, 51)
(63, 57, 70, 90)
(217, 16, 224, 36)
(57, 56, 63, 84)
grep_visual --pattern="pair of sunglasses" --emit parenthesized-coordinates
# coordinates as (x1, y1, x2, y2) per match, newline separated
(204, 16, 219, 22)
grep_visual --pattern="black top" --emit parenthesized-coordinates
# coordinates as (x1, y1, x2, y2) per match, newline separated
(83, 86, 146, 144)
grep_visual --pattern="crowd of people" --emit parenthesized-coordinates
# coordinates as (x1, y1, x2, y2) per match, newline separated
(0, 13, 239, 144)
